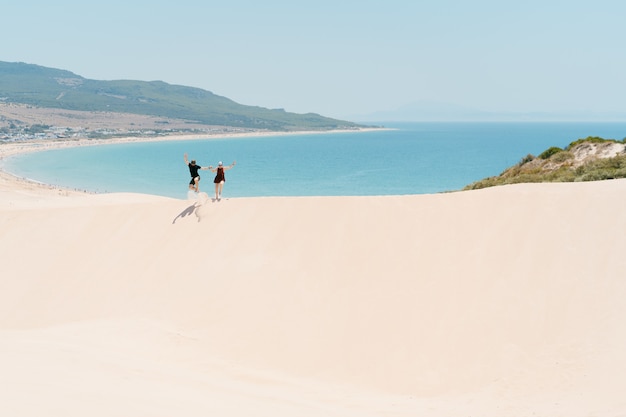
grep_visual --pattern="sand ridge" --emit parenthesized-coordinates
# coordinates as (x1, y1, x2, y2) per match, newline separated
(1, 137, 626, 415)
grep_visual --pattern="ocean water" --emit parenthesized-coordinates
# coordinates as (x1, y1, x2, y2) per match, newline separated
(3, 122, 626, 199)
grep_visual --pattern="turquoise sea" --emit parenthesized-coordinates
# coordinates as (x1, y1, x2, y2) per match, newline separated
(3, 122, 626, 199)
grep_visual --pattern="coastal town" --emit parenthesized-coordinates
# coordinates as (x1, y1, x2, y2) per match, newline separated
(0, 123, 245, 142)
(0, 102, 260, 142)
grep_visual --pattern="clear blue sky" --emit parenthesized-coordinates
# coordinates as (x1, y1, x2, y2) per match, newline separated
(3, 0, 625, 120)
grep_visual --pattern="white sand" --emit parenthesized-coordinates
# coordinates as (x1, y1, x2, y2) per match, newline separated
(1, 139, 626, 416)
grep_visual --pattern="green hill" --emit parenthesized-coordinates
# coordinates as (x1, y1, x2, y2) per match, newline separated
(464, 136, 626, 190)
(0, 61, 360, 131)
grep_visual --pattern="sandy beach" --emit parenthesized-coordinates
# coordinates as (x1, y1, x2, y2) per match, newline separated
(1, 135, 626, 416)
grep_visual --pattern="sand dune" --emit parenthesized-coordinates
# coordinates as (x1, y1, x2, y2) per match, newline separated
(1, 179, 626, 416)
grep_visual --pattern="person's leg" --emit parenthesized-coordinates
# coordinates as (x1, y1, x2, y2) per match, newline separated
(193, 177, 200, 192)
(218, 181, 225, 199)
(214, 183, 220, 200)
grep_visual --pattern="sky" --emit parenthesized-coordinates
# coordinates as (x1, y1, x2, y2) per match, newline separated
(3, 0, 626, 121)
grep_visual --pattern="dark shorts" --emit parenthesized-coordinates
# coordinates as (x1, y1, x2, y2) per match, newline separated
(189, 176, 199, 185)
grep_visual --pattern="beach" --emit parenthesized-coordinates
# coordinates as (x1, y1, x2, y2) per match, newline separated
(1, 136, 626, 416)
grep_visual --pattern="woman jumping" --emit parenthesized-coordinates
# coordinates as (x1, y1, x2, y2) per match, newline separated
(210, 160, 236, 201)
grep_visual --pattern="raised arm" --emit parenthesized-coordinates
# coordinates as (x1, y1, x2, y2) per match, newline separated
(224, 161, 237, 171)
(184, 153, 189, 165)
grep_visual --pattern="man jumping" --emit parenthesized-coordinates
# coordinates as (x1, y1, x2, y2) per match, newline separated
(184, 153, 210, 192)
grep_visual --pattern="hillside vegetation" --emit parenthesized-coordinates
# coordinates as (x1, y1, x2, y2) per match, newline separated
(464, 136, 626, 190)
(0, 61, 361, 131)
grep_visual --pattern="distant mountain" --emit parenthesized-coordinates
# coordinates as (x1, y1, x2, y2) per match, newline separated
(0, 61, 360, 131)
(351, 100, 626, 122)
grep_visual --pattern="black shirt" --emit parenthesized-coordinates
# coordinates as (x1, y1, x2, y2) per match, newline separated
(188, 163, 201, 178)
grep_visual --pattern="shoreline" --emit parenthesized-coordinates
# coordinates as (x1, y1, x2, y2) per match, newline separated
(0, 127, 387, 196)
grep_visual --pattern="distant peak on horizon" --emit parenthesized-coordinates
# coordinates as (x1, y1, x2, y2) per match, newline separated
(349, 100, 626, 123)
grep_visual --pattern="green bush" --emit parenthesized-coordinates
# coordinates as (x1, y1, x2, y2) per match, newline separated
(580, 171, 611, 181)
(518, 154, 535, 166)
(551, 151, 573, 163)
(538, 146, 563, 160)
